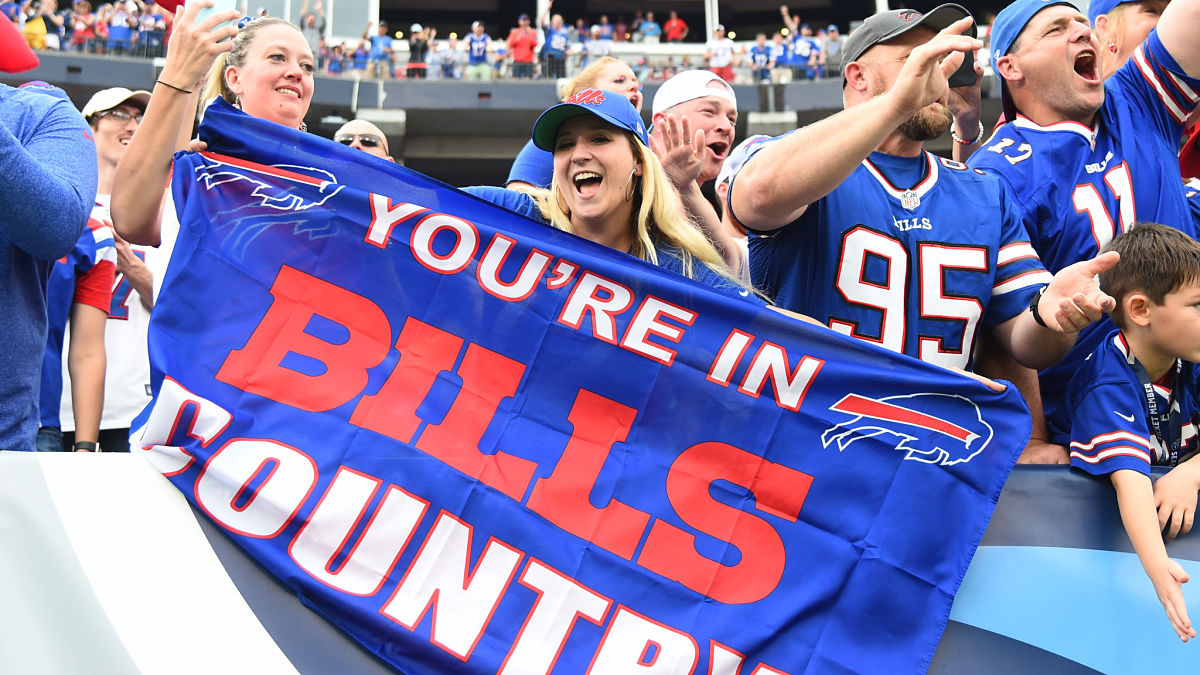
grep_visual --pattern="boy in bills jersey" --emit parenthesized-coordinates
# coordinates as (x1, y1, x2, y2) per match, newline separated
(1053, 224, 1200, 642)
(967, 0, 1200, 453)
(729, 6, 1117, 377)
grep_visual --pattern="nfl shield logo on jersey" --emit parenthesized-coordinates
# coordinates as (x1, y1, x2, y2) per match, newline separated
(901, 189, 920, 210)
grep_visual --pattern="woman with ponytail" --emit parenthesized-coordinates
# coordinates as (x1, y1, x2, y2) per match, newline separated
(111, 2, 315, 246)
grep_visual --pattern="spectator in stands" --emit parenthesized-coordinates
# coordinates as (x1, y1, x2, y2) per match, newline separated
(651, 70, 739, 267)
(103, 0, 137, 55)
(581, 24, 612, 69)
(570, 17, 586, 44)
(638, 11, 661, 44)
(113, 10, 312, 246)
(366, 20, 392, 79)
(663, 10, 687, 43)
(630, 10, 644, 42)
(71, 1, 96, 51)
(704, 24, 739, 83)
(407, 23, 431, 79)
(297, 0, 324, 69)
(138, 0, 166, 57)
(508, 56, 642, 190)
(789, 23, 822, 80)
(824, 24, 843, 76)
(438, 34, 464, 80)
(507, 13, 538, 79)
(968, 0, 1200, 463)
(749, 32, 772, 82)
(466, 91, 757, 301)
(596, 14, 613, 41)
(335, 119, 393, 162)
(465, 20, 492, 80)
(769, 31, 789, 83)
(23, 0, 64, 49)
(1054, 223, 1200, 643)
(326, 41, 345, 75)
(539, 0, 568, 80)
(0, 70, 98, 449)
(350, 36, 368, 73)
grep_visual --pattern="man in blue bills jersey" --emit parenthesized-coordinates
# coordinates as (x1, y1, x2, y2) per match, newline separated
(728, 6, 1116, 380)
(967, 0, 1200, 460)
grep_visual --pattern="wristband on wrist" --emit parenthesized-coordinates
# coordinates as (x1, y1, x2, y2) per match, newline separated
(1029, 286, 1050, 328)
(951, 119, 985, 145)
(156, 79, 193, 95)
(73, 441, 98, 452)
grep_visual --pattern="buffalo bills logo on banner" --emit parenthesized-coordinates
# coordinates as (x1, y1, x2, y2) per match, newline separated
(823, 392, 994, 466)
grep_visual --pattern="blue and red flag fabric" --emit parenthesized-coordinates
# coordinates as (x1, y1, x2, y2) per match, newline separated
(132, 98, 1030, 674)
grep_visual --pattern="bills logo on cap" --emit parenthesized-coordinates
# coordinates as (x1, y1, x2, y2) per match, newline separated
(898, 10, 920, 21)
(567, 90, 607, 106)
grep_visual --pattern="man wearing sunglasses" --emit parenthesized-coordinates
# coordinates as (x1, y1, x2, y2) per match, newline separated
(334, 119, 393, 162)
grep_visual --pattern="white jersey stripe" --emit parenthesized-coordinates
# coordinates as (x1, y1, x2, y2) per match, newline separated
(993, 269, 1053, 295)
(997, 242, 1039, 265)
(1070, 446, 1153, 465)
(1133, 46, 1188, 124)
(1165, 69, 1200, 104)
(1071, 429, 1152, 452)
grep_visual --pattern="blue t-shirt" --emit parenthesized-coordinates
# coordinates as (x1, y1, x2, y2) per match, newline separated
(968, 30, 1200, 418)
(732, 141, 1051, 371)
(1052, 330, 1200, 476)
(507, 139, 553, 188)
(462, 186, 763, 303)
(369, 34, 392, 60)
(749, 45, 771, 70)
(639, 21, 662, 38)
(789, 37, 819, 65)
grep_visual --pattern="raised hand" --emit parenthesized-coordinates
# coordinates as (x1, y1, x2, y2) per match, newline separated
(887, 17, 981, 119)
(649, 113, 705, 188)
(1038, 250, 1120, 332)
(157, 0, 240, 91)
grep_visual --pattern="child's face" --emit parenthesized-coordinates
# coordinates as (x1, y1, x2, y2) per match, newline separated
(1146, 281, 1200, 363)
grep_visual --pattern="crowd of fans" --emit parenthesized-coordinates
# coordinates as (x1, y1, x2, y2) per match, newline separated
(6, 0, 1200, 648)
(5, 0, 849, 84)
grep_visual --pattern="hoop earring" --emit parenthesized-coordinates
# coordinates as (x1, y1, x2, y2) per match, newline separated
(624, 168, 637, 202)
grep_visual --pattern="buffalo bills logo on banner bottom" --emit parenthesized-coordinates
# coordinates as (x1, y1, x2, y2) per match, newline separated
(822, 392, 994, 466)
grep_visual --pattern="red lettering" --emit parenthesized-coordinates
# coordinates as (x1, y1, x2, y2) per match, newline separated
(414, 343, 536, 501)
(350, 318, 463, 443)
(638, 442, 812, 604)
(216, 266, 391, 412)
(527, 389, 649, 560)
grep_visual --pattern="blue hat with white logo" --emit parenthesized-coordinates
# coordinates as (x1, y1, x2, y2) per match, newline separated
(532, 89, 649, 152)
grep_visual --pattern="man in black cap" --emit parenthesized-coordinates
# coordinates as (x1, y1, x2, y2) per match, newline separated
(728, 6, 1119, 394)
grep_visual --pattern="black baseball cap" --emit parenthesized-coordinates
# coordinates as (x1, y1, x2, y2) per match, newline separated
(842, 4, 975, 79)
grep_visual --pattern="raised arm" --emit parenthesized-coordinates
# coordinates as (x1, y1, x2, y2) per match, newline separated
(110, 0, 237, 246)
(1157, 0, 1200, 77)
(729, 17, 980, 231)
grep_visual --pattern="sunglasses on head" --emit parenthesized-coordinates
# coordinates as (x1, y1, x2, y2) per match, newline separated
(335, 133, 384, 149)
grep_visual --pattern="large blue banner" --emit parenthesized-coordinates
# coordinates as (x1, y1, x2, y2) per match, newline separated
(132, 99, 1030, 674)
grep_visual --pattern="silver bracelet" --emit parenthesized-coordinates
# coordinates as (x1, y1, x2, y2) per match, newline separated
(951, 119, 985, 145)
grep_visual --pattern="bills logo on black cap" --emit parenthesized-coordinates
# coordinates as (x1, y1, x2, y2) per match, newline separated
(567, 90, 606, 106)
(898, 9, 921, 21)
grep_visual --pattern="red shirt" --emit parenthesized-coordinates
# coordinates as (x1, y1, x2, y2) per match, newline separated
(507, 28, 538, 63)
(664, 18, 688, 42)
